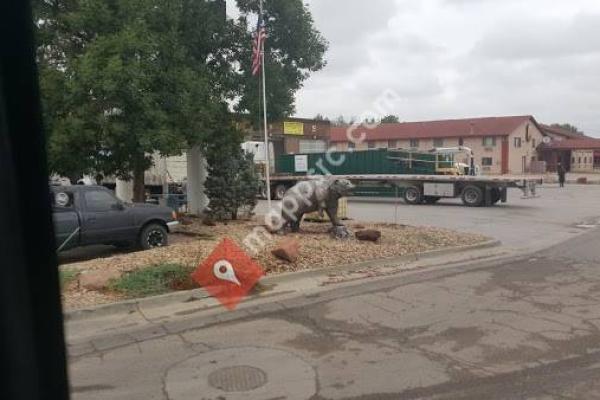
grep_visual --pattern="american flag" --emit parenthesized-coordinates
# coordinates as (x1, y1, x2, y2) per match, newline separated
(251, 15, 267, 76)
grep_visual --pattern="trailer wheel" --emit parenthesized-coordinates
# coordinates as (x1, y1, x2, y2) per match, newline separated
(423, 196, 441, 204)
(461, 185, 483, 207)
(403, 186, 422, 205)
(273, 184, 288, 200)
(259, 184, 268, 199)
(491, 188, 501, 205)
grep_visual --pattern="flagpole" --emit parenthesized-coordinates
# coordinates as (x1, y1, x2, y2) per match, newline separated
(259, 0, 272, 210)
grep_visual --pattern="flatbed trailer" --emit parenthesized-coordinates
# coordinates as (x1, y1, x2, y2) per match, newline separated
(263, 174, 543, 207)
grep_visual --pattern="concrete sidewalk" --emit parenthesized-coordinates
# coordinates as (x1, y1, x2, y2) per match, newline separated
(65, 239, 503, 355)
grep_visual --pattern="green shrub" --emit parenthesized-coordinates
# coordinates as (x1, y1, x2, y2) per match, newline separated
(108, 263, 197, 298)
(205, 133, 260, 221)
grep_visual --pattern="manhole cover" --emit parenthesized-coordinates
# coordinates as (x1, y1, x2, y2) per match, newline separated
(207, 365, 267, 392)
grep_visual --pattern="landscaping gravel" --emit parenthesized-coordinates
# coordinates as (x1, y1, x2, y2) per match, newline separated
(60, 217, 489, 310)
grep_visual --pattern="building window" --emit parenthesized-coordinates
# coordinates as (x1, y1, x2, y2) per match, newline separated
(458, 137, 464, 146)
(348, 142, 355, 149)
(481, 157, 493, 166)
(532, 139, 536, 148)
(433, 138, 444, 148)
(367, 141, 376, 149)
(513, 137, 522, 148)
(409, 139, 419, 148)
(387, 139, 398, 148)
(482, 137, 496, 147)
(578, 157, 581, 164)
(572, 157, 575, 164)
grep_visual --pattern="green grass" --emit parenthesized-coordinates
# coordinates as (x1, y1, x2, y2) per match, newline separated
(59, 269, 79, 289)
(108, 263, 197, 298)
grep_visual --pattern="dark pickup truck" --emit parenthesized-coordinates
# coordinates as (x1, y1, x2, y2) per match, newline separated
(52, 185, 179, 252)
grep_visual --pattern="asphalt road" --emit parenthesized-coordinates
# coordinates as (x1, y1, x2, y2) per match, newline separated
(346, 184, 600, 251)
(69, 225, 600, 399)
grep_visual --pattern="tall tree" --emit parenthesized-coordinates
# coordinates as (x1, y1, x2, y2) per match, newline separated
(35, 0, 328, 203)
(36, 0, 233, 200)
(550, 123, 583, 135)
(234, 0, 328, 122)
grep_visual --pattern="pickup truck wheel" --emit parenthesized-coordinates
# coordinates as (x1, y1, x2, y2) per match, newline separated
(140, 223, 168, 250)
(403, 186, 422, 205)
(461, 185, 483, 207)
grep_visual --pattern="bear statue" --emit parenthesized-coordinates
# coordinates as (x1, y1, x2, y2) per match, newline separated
(278, 178, 354, 235)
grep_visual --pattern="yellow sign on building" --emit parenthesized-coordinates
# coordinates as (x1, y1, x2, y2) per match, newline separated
(283, 121, 304, 135)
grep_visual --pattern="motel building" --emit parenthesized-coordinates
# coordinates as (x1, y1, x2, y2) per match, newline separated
(538, 124, 600, 173)
(330, 116, 598, 175)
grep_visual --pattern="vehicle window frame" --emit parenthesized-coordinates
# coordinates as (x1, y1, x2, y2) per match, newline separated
(83, 189, 120, 212)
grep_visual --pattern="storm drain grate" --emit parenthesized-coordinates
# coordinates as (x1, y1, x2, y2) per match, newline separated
(207, 365, 267, 392)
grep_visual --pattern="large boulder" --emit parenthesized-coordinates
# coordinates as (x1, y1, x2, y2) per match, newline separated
(79, 270, 122, 291)
(271, 238, 300, 262)
(355, 229, 381, 242)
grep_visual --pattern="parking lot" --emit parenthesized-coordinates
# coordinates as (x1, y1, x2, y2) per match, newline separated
(257, 184, 600, 252)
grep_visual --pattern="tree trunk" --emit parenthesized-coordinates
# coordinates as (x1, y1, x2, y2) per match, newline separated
(132, 163, 146, 203)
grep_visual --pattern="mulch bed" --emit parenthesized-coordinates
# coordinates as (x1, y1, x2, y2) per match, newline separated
(60, 217, 489, 310)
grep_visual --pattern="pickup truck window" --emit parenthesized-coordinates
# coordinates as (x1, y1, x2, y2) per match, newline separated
(84, 190, 119, 212)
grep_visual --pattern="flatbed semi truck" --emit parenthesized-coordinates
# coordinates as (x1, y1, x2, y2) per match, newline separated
(260, 148, 542, 207)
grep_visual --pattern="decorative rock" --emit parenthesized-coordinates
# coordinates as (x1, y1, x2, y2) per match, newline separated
(271, 238, 300, 262)
(180, 217, 194, 226)
(79, 270, 122, 291)
(355, 229, 381, 242)
(329, 225, 352, 240)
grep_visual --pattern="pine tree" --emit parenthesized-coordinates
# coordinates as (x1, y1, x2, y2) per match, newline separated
(204, 130, 259, 221)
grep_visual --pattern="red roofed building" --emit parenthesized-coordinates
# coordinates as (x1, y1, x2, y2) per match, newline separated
(330, 116, 544, 174)
(539, 136, 600, 173)
(539, 124, 587, 141)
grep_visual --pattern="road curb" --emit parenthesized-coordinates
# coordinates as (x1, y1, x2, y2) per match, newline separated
(64, 239, 501, 322)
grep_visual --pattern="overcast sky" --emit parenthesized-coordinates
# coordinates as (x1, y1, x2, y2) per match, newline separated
(228, 0, 600, 136)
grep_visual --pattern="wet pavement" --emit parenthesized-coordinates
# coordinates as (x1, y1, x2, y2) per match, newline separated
(69, 227, 600, 399)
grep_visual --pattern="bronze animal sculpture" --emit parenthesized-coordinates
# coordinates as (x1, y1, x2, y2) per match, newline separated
(279, 178, 354, 236)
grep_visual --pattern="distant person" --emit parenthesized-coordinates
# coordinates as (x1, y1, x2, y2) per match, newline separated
(557, 163, 566, 188)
